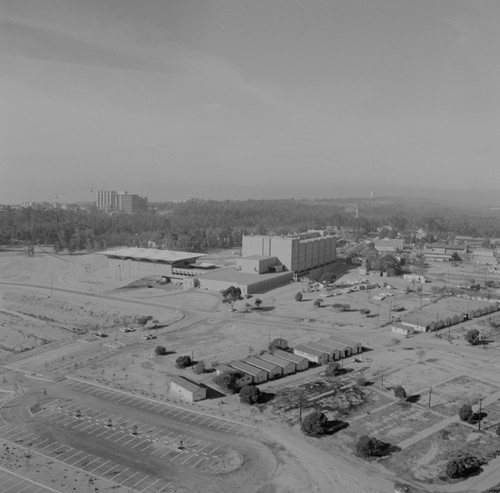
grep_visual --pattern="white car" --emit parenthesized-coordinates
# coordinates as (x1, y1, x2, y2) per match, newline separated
(120, 327, 135, 333)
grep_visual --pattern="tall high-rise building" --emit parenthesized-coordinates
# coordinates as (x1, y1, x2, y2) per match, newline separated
(96, 190, 147, 213)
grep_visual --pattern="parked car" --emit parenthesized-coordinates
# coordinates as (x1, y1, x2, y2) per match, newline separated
(120, 327, 135, 333)
(94, 332, 108, 338)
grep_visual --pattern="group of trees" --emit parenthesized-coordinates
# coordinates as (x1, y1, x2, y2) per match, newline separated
(3, 197, 500, 253)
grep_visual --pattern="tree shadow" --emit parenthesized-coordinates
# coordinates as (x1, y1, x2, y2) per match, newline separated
(252, 306, 275, 312)
(469, 411, 488, 423)
(259, 391, 276, 404)
(325, 419, 349, 435)
(405, 394, 421, 404)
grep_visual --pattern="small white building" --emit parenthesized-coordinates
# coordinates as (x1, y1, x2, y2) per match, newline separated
(403, 273, 426, 284)
(293, 344, 329, 365)
(229, 361, 267, 384)
(273, 350, 309, 371)
(170, 376, 206, 402)
(245, 356, 282, 380)
(391, 323, 414, 336)
(258, 353, 296, 375)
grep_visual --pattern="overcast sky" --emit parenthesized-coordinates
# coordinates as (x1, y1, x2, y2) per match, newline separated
(1, 0, 499, 203)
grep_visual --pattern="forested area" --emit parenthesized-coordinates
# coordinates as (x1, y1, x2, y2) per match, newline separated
(1, 197, 499, 253)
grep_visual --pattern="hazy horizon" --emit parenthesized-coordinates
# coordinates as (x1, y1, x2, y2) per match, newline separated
(2, 0, 499, 204)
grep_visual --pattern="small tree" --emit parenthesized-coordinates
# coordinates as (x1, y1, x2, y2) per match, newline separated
(193, 361, 206, 374)
(324, 362, 341, 377)
(239, 385, 261, 405)
(254, 298, 262, 309)
(301, 410, 328, 436)
(268, 338, 289, 352)
(355, 435, 389, 458)
(446, 455, 481, 478)
(175, 355, 192, 369)
(393, 385, 407, 400)
(458, 403, 473, 422)
(154, 346, 167, 356)
(464, 328, 480, 345)
(214, 371, 243, 394)
(295, 292, 303, 302)
(313, 298, 322, 308)
(221, 286, 242, 310)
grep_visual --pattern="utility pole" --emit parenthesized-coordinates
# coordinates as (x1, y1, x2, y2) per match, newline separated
(50, 276, 53, 298)
(428, 387, 432, 408)
(299, 397, 303, 422)
(478, 398, 482, 432)
(381, 372, 384, 390)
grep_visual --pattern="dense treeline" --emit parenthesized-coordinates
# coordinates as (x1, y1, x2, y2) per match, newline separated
(1, 197, 500, 253)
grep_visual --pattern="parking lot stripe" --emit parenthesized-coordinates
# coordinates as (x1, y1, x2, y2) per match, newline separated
(89, 459, 111, 474)
(141, 478, 162, 492)
(63, 450, 85, 462)
(102, 464, 121, 476)
(191, 456, 207, 468)
(109, 467, 130, 481)
(130, 474, 150, 489)
(39, 442, 58, 452)
(73, 453, 95, 468)
(80, 456, 100, 470)
(210, 445, 221, 455)
(180, 454, 196, 465)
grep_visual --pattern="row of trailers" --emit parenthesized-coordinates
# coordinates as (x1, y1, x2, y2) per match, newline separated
(215, 337, 363, 385)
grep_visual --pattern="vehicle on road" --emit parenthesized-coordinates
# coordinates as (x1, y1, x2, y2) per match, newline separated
(141, 334, 157, 340)
(94, 332, 108, 338)
(120, 327, 135, 332)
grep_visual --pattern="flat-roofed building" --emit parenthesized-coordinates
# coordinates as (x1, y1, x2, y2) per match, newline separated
(258, 353, 295, 375)
(293, 344, 329, 365)
(214, 364, 253, 387)
(304, 341, 341, 361)
(170, 376, 206, 402)
(242, 232, 336, 274)
(245, 356, 282, 379)
(273, 350, 309, 371)
(229, 361, 267, 384)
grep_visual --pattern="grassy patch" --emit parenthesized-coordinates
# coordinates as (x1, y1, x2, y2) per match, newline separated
(383, 422, 500, 484)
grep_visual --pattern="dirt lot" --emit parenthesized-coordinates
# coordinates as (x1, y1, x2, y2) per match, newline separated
(1, 247, 500, 492)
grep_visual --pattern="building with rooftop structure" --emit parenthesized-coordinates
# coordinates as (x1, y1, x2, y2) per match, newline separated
(373, 239, 404, 253)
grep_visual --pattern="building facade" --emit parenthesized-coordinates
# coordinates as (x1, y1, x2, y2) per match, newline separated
(96, 190, 148, 213)
(242, 232, 336, 274)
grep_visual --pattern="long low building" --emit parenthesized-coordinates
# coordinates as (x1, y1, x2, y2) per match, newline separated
(214, 364, 253, 387)
(304, 341, 341, 361)
(229, 361, 267, 383)
(170, 376, 206, 402)
(273, 350, 309, 371)
(326, 337, 363, 355)
(293, 344, 329, 365)
(258, 353, 296, 375)
(245, 356, 282, 379)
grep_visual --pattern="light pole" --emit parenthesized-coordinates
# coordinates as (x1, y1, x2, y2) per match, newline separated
(50, 276, 53, 298)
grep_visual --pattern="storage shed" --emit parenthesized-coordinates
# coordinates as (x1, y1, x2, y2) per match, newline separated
(170, 376, 206, 402)
(229, 361, 267, 383)
(293, 344, 329, 365)
(328, 336, 363, 354)
(259, 353, 296, 375)
(245, 356, 282, 379)
(391, 323, 414, 336)
(273, 350, 309, 371)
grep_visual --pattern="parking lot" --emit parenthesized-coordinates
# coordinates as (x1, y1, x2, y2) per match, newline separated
(65, 378, 254, 436)
(0, 467, 59, 493)
(0, 424, 173, 492)
(37, 400, 226, 470)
